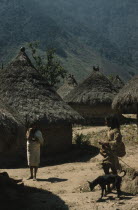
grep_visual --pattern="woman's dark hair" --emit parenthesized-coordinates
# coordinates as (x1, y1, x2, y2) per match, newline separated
(29, 122, 37, 128)
(105, 114, 120, 129)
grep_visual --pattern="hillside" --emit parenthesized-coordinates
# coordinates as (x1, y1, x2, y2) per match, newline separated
(0, 0, 137, 81)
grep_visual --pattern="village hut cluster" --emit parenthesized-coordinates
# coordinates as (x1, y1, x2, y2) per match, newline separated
(0, 47, 137, 159)
(0, 48, 83, 157)
(62, 67, 119, 124)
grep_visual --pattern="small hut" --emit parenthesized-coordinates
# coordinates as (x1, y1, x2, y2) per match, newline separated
(0, 48, 83, 154)
(109, 75, 124, 91)
(112, 75, 138, 129)
(64, 67, 118, 124)
(57, 74, 78, 99)
(0, 100, 24, 154)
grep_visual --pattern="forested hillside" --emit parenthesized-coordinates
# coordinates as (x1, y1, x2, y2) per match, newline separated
(0, 0, 137, 81)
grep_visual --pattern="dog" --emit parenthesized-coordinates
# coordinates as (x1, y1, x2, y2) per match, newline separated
(88, 171, 126, 199)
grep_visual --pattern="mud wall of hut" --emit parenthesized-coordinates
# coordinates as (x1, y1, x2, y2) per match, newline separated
(70, 104, 115, 125)
(0, 126, 26, 168)
(0, 124, 25, 154)
(0, 124, 72, 167)
(40, 124, 72, 154)
(120, 104, 137, 114)
(0, 123, 72, 165)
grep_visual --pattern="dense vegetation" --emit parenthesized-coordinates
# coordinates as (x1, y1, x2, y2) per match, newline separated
(0, 0, 137, 81)
(28, 42, 67, 87)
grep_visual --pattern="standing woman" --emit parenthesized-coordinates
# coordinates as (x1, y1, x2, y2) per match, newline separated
(99, 115, 126, 175)
(26, 123, 44, 181)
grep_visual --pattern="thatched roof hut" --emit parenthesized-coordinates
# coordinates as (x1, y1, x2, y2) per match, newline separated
(0, 100, 24, 154)
(0, 48, 83, 153)
(112, 75, 138, 128)
(64, 67, 118, 124)
(57, 74, 78, 99)
(109, 75, 124, 91)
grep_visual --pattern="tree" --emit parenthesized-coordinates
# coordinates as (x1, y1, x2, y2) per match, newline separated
(28, 41, 67, 87)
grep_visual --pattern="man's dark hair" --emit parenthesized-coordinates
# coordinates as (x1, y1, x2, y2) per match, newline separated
(105, 114, 120, 129)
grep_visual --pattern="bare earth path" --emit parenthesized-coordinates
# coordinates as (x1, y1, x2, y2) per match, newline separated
(0, 124, 138, 210)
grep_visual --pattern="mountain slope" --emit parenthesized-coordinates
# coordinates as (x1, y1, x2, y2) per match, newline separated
(0, 0, 137, 81)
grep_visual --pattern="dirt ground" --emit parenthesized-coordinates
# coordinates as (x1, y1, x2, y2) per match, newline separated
(0, 118, 138, 210)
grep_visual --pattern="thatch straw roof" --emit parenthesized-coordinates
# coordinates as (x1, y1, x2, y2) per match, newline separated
(0, 100, 24, 153)
(0, 48, 83, 125)
(64, 69, 118, 106)
(112, 75, 138, 110)
(109, 75, 124, 91)
(57, 74, 78, 99)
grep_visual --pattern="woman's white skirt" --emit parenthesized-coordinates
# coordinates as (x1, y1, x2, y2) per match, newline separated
(27, 141, 40, 167)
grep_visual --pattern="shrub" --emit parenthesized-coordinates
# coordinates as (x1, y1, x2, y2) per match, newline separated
(74, 133, 91, 147)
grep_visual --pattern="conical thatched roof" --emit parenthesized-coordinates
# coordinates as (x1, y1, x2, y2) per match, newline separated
(0, 48, 83, 125)
(0, 100, 24, 153)
(64, 69, 118, 106)
(57, 74, 78, 99)
(112, 75, 138, 110)
(109, 75, 124, 91)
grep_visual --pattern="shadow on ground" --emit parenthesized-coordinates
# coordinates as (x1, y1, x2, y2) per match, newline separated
(40, 144, 100, 167)
(37, 177, 68, 183)
(0, 182, 69, 210)
(0, 144, 100, 169)
(96, 193, 134, 203)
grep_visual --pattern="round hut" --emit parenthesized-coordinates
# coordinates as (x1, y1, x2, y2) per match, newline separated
(112, 75, 138, 129)
(0, 100, 24, 154)
(57, 74, 78, 99)
(64, 67, 118, 124)
(109, 75, 124, 91)
(0, 48, 83, 154)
